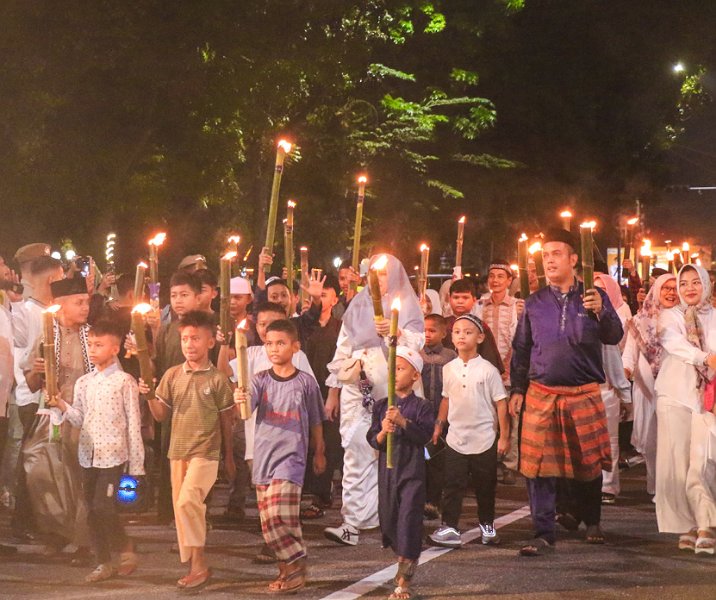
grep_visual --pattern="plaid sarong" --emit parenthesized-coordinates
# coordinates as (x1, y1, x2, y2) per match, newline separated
(520, 381, 611, 481)
(256, 479, 305, 564)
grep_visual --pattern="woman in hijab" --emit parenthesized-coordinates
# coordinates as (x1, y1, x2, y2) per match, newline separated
(655, 264, 716, 554)
(622, 274, 678, 497)
(323, 254, 425, 547)
(593, 273, 633, 505)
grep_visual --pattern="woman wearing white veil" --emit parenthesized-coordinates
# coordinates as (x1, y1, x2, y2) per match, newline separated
(655, 264, 716, 554)
(323, 254, 425, 546)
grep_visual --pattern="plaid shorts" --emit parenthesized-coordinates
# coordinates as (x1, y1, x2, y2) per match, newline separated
(256, 479, 305, 564)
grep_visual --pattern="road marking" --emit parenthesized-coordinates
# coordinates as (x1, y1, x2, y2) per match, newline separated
(319, 504, 531, 600)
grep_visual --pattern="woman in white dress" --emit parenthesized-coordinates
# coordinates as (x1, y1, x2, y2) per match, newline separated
(622, 274, 677, 495)
(323, 254, 424, 546)
(655, 264, 716, 554)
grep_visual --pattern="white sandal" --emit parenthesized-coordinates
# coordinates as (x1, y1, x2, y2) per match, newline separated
(695, 530, 715, 555)
(678, 529, 698, 551)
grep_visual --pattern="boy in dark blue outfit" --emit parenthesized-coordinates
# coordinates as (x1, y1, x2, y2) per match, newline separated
(367, 347, 434, 600)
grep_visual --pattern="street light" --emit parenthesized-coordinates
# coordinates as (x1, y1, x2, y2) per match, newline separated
(673, 62, 685, 74)
(333, 256, 342, 269)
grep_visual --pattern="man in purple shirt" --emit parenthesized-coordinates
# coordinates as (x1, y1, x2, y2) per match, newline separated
(509, 228, 622, 556)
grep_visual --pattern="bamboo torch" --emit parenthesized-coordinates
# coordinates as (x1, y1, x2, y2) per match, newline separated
(228, 235, 241, 274)
(667, 251, 675, 274)
(560, 210, 573, 232)
(133, 261, 147, 303)
(264, 139, 293, 272)
(580, 221, 596, 292)
(131, 303, 155, 400)
(418, 244, 430, 301)
(220, 251, 237, 344)
(42, 305, 61, 406)
(529, 242, 547, 289)
(455, 216, 466, 269)
(386, 297, 400, 469)
(368, 255, 388, 321)
(623, 217, 638, 278)
(673, 248, 683, 271)
(148, 232, 167, 308)
(683, 242, 691, 264)
(517, 234, 530, 299)
(235, 319, 251, 420)
(640, 243, 652, 293)
(300, 246, 309, 308)
(351, 176, 367, 293)
(285, 201, 296, 295)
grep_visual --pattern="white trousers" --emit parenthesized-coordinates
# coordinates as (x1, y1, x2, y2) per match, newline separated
(655, 403, 716, 533)
(340, 415, 379, 530)
(601, 387, 621, 496)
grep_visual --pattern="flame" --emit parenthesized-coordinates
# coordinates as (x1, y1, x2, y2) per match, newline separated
(149, 232, 167, 247)
(222, 251, 237, 261)
(420, 243, 429, 252)
(580, 220, 597, 229)
(640, 245, 652, 257)
(237, 318, 247, 330)
(643, 238, 652, 248)
(287, 200, 296, 209)
(300, 246, 308, 252)
(672, 248, 681, 255)
(691, 252, 700, 259)
(132, 303, 152, 315)
(277, 139, 292, 153)
(696, 258, 702, 266)
(458, 216, 466, 224)
(528, 242, 542, 255)
(627, 217, 639, 226)
(560, 210, 573, 218)
(666, 251, 674, 260)
(371, 255, 388, 271)
(682, 242, 690, 252)
(519, 233, 528, 242)
(391, 297, 401, 311)
(358, 175, 368, 184)
(137, 261, 148, 269)
(228, 235, 241, 244)
(45, 304, 61, 314)
(510, 264, 519, 271)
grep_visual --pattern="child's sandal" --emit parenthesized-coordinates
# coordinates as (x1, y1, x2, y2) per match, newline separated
(388, 586, 413, 600)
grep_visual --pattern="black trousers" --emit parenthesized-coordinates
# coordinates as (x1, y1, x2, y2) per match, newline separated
(441, 441, 498, 529)
(425, 449, 445, 507)
(82, 465, 128, 564)
(12, 403, 39, 534)
(227, 420, 251, 513)
(304, 419, 343, 504)
(556, 475, 603, 527)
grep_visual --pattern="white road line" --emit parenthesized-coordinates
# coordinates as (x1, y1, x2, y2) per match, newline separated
(319, 504, 531, 600)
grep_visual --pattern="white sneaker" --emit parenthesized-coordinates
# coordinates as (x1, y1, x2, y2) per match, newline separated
(480, 522, 500, 545)
(324, 523, 359, 546)
(429, 525, 462, 547)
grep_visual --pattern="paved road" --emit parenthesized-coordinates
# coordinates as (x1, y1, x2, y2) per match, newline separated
(1, 466, 715, 599)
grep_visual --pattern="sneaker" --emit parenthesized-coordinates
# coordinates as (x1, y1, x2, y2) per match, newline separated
(324, 523, 359, 546)
(85, 563, 115, 583)
(480, 522, 500, 545)
(429, 525, 462, 548)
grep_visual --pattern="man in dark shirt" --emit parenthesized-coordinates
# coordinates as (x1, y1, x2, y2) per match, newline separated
(510, 228, 622, 556)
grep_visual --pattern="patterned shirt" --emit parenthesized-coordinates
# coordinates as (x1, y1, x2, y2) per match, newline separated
(156, 362, 234, 461)
(476, 293, 519, 384)
(66, 363, 145, 475)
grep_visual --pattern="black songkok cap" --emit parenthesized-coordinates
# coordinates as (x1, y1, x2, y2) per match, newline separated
(51, 277, 88, 299)
(543, 228, 578, 253)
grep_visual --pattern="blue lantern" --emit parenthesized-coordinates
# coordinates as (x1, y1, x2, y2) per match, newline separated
(117, 474, 139, 504)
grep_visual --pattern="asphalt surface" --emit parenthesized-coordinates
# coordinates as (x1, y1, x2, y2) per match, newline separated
(1, 465, 715, 599)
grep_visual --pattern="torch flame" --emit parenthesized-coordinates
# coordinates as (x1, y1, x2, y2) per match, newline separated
(510, 264, 519, 272)
(519, 233, 528, 242)
(528, 242, 542, 255)
(132, 303, 152, 315)
(358, 175, 368, 184)
(627, 217, 639, 226)
(391, 297, 401, 311)
(580, 220, 597, 229)
(277, 139, 292, 153)
(672, 248, 681, 255)
(643, 239, 652, 249)
(682, 242, 690, 252)
(300, 246, 308, 252)
(560, 210, 573, 218)
(458, 216, 466, 224)
(420, 243, 429, 252)
(46, 304, 61, 315)
(149, 232, 167, 247)
(371, 255, 389, 271)
(691, 253, 700, 260)
(666, 251, 674, 260)
(237, 318, 247, 330)
(640, 244, 652, 257)
(137, 261, 148, 268)
(222, 251, 237, 261)
(287, 200, 296, 208)
(228, 235, 241, 244)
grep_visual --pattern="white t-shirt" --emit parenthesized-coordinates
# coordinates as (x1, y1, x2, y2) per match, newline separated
(442, 354, 507, 455)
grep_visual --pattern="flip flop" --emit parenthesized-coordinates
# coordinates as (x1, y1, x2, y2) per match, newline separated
(678, 529, 698, 551)
(300, 503, 325, 520)
(269, 566, 306, 594)
(177, 568, 212, 589)
(519, 537, 555, 556)
(695, 530, 715, 555)
(585, 525, 606, 544)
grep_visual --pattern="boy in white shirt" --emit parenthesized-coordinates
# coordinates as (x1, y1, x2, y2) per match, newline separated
(429, 314, 510, 548)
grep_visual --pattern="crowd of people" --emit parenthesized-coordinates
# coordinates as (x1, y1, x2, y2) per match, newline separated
(0, 228, 715, 599)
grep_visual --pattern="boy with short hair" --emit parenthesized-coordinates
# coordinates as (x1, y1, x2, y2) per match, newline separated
(419, 314, 456, 518)
(57, 320, 144, 582)
(367, 347, 434, 600)
(429, 314, 510, 548)
(194, 268, 219, 314)
(143, 310, 235, 589)
(234, 319, 326, 594)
